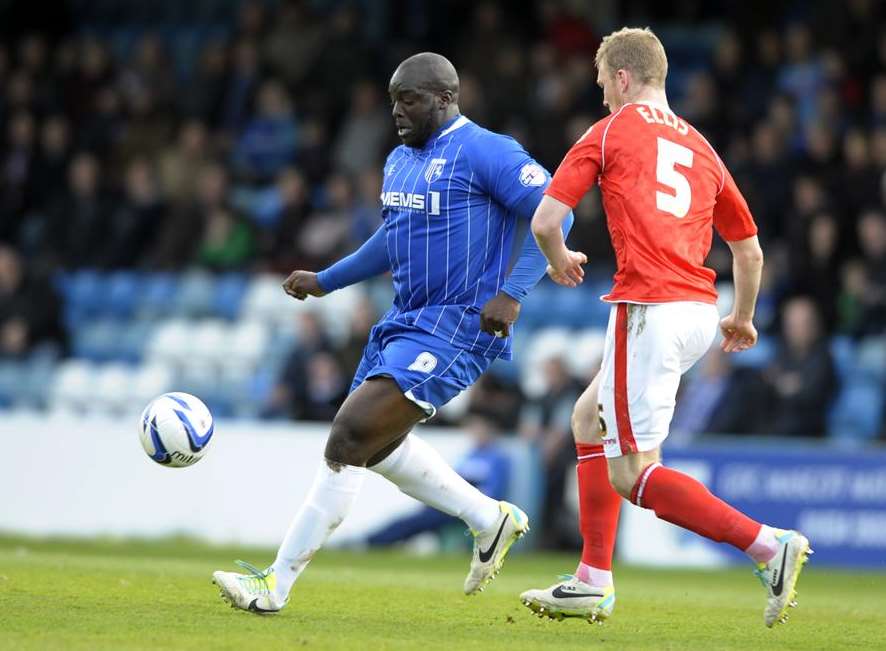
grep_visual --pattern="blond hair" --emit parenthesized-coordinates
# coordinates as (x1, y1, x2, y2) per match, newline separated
(595, 27, 668, 88)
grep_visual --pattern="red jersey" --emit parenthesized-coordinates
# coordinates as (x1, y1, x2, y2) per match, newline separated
(545, 101, 757, 304)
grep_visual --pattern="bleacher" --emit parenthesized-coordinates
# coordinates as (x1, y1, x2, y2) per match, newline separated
(1, 269, 882, 443)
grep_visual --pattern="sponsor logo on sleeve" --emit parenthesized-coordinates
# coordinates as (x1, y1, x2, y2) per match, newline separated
(519, 162, 547, 187)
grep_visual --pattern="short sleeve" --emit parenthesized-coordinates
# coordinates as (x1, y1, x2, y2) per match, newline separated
(713, 167, 758, 241)
(474, 133, 551, 219)
(544, 117, 607, 208)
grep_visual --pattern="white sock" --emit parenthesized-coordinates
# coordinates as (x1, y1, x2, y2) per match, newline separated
(270, 462, 365, 601)
(745, 524, 780, 564)
(576, 561, 613, 588)
(368, 434, 500, 532)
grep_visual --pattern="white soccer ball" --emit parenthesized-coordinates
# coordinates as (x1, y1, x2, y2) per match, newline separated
(138, 392, 214, 467)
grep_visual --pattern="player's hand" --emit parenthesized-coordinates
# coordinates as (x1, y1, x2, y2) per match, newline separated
(480, 292, 521, 338)
(282, 270, 326, 301)
(719, 314, 757, 353)
(547, 250, 587, 288)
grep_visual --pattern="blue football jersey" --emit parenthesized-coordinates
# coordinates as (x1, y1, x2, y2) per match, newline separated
(377, 115, 551, 360)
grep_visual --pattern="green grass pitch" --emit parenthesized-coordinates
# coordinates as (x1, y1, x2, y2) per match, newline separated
(1, 535, 884, 650)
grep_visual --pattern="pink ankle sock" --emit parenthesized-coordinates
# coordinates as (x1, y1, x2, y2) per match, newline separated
(575, 561, 613, 587)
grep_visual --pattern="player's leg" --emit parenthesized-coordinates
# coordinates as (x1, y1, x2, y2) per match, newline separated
(571, 372, 621, 590)
(267, 378, 427, 598)
(359, 329, 528, 594)
(213, 377, 426, 613)
(603, 302, 811, 627)
(520, 372, 619, 622)
(607, 448, 810, 626)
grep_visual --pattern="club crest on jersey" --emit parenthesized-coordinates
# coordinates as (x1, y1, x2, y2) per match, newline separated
(519, 162, 547, 187)
(424, 158, 447, 183)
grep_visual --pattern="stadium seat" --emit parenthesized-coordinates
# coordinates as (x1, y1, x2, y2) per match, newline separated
(857, 337, 886, 382)
(173, 271, 216, 317)
(104, 271, 142, 319)
(225, 319, 270, 369)
(518, 282, 556, 330)
(567, 328, 606, 380)
(117, 319, 156, 364)
(0, 360, 21, 408)
(71, 319, 125, 362)
(146, 318, 194, 365)
(49, 360, 98, 413)
(520, 327, 572, 398)
(213, 273, 249, 320)
(828, 378, 885, 443)
(93, 363, 138, 415)
(16, 345, 63, 409)
(314, 285, 362, 345)
(190, 319, 230, 365)
(830, 336, 856, 382)
(138, 273, 180, 319)
(128, 363, 175, 414)
(65, 269, 105, 319)
(240, 274, 308, 332)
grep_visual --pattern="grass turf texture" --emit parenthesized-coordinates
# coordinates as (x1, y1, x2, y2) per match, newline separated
(1, 535, 884, 650)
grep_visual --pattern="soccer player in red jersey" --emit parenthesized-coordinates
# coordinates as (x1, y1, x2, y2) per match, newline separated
(521, 27, 811, 628)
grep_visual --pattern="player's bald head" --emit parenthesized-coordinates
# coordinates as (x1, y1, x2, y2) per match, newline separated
(390, 52, 459, 97)
(388, 52, 461, 148)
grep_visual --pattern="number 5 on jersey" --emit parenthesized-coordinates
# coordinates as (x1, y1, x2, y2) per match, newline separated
(656, 137, 693, 218)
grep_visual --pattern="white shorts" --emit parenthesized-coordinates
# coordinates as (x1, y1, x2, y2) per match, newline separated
(599, 301, 719, 458)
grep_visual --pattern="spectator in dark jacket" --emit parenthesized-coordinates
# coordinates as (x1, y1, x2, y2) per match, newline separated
(762, 296, 839, 436)
(0, 244, 65, 357)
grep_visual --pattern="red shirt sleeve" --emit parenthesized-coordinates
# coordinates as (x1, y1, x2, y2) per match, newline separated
(713, 166, 758, 241)
(544, 117, 608, 208)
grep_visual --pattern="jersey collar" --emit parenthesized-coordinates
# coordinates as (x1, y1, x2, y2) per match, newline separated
(633, 100, 675, 115)
(422, 115, 470, 150)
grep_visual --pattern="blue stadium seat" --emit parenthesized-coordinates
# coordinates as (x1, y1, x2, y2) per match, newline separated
(105, 271, 142, 319)
(138, 273, 180, 318)
(17, 346, 62, 409)
(828, 378, 885, 443)
(830, 336, 856, 382)
(857, 337, 886, 382)
(237, 367, 277, 419)
(64, 269, 105, 323)
(174, 271, 216, 317)
(71, 319, 125, 362)
(117, 319, 156, 364)
(0, 360, 21, 408)
(213, 273, 249, 320)
(518, 282, 557, 330)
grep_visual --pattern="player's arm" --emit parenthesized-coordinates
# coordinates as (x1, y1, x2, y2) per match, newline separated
(721, 236, 763, 352)
(530, 119, 605, 287)
(282, 225, 390, 300)
(714, 167, 763, 353)
(474, 135, 574, 337)
(530, 195, 586, 287)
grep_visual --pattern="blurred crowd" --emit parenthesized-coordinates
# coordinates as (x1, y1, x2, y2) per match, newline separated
(0, 0, 884, 465)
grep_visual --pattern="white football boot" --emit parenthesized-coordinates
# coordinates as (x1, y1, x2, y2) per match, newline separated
(212, 561, 285, 614)
(463, 501, 529, 595)
(520, 575, 615, 623)
(754, 530, 812, 627)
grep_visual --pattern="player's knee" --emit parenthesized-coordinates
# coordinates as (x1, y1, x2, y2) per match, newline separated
(571, 403, 602, 444)
(326, 414, 373, 466)
(607, 465, 638, 500)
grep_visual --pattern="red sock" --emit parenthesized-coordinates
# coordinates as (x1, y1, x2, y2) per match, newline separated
(576, 443, 621, 572)
(632, 464, 761, 551)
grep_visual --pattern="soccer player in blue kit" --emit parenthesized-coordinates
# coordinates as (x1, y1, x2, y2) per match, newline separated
(212, 52, 575, 613)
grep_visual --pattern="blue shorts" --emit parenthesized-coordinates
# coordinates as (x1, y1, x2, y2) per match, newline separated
(350, 320, 492, 420)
